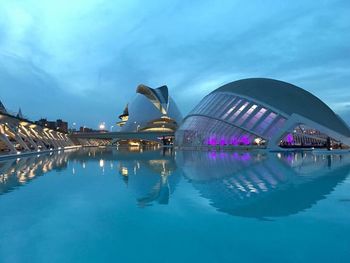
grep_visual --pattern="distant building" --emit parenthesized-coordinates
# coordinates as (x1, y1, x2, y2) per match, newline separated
(116, 104, 129, 127)
(117, 84, 182, 132)
(79, 126, 94, 133)
(16, 108, 24, 119)
(77, 126, 108, 133)
(56, 119, 68, 133)
(36, 118, 68, 133)
(0, 100, 8, 114)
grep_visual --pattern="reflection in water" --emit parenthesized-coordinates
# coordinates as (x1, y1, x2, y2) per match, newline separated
(1, 148, 350, 219)
(117, 148, 179, 207)
(177, 151, 350, 219)
(0, 151, 72, 195)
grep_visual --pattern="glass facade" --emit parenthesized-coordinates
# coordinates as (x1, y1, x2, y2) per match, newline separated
(176, 92, 287, 147)
(280, 124, 349, 149)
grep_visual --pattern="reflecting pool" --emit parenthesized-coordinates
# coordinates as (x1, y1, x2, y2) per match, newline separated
(0, 148, 349, 263)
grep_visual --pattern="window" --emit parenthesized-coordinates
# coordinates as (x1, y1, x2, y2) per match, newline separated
(222, 99, 242, 120)
(228, 101, 249, 122)
(254, 112, 277, 134)
(264, 117, 286, 138)
(244, 108, 267, 130)
(212, 96, 233, 118)
(235, 104, 258, 126)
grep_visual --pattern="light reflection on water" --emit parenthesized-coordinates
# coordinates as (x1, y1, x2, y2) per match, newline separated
(0, 148, 349, 219)
(1, 147, 350, 263)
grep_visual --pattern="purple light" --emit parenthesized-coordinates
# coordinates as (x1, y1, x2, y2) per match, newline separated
(219, 152, 228, 159)
(231, 137, 239, 145)
(220, 137, 226, 146)
(240, 135, 250, 145)
(232, 152, 239, 160)
(208, 151, 217, 160)
(286, 133, 294, 143)
(207, 136, 217, 145)
(241, 153, 251, 161)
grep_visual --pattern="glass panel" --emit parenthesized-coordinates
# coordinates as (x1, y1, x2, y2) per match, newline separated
(204, 94, 226, 115)
(215, 96, 236, 119)
(244, 107, 267, 130)
(264, 117, 286, 138)
(235, 104, 258, 126)
(222, 99, 242, 120)
(228, 101, 250, 123)
(212, 96, 232, 118)
(198, 94, 218, 114)
(192, 96, 211, 114)
(254, 112, 277, 135)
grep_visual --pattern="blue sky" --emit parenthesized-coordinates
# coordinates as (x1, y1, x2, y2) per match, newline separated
(1, 0, 350, 129)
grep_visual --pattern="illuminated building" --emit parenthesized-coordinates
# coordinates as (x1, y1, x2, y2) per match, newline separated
(175, 78, 350, 150)
(117, 85, 182, 133)
(116, 104, 129, 127)
(36, 118, 68, 133)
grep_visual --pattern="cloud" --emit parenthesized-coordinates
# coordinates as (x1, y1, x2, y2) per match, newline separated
(0, 0, 350, 127)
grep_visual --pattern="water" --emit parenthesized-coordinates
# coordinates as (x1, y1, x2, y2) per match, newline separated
(0, 148, 349, 263)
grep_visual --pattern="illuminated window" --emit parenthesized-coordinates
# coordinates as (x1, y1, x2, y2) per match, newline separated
(254, 112, 277, 134)
(235, 104, 258, 126)
(228, 101, 250, 122)
(244, 108, 267, 130)
(222, 99, 242, 120)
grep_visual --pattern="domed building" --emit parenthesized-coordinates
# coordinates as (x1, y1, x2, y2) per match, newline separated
(117, 84, 182, 133)
(175, 78, 350, 150)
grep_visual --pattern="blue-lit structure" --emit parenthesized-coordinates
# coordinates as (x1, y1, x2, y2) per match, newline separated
(175, 78, 350, 150)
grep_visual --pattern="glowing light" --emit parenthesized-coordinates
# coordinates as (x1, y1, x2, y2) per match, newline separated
(286, 133, 294, 143)
(240, 135, 250, 145)
(99, 122, 106, 130)
(99, 159, 104, 168)
(121, 167, 128, 176)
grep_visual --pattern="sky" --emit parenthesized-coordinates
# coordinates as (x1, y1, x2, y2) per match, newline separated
(0, 0, 350, 130)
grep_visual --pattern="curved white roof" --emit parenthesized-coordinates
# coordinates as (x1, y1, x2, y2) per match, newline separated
(213, 78, 350, 137)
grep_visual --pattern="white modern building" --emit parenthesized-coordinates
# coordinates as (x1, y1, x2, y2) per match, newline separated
(117, 84, 182, 133)
(175, 78, 350, 150)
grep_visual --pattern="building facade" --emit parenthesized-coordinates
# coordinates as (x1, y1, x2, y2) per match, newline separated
(117, 84, 182, 133)
(175, 78, 350, 150)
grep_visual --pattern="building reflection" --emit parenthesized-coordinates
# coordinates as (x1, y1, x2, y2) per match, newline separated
(1, 147, 349, 217)
(0, 150, 75, 195)
(117, 148, 179, 207)
(177, 151, 350, 219)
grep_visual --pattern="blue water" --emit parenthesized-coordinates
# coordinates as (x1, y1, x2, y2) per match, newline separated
(0, 148, 349, 263)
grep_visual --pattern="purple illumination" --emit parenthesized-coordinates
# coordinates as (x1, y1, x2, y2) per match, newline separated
(209, 151, 217, 159)
(241, 153, 251, 161)
(240, 135, 250, 145)
(285, 133, 294, 143)
(232, 152, 240, 160)
(207, 136, 217, 145)
(230, 137, 239, 145)
(219, 152, 228, 159)
(231, 152, 251, 161)
(220, 137, 226, 146)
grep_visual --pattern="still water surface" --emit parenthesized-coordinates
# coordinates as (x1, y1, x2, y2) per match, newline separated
(0, 148, 349, 263)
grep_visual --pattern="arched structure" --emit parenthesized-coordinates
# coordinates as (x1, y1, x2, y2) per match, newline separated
(117, 84, 182, 133)
(175, 78, 350, 150)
